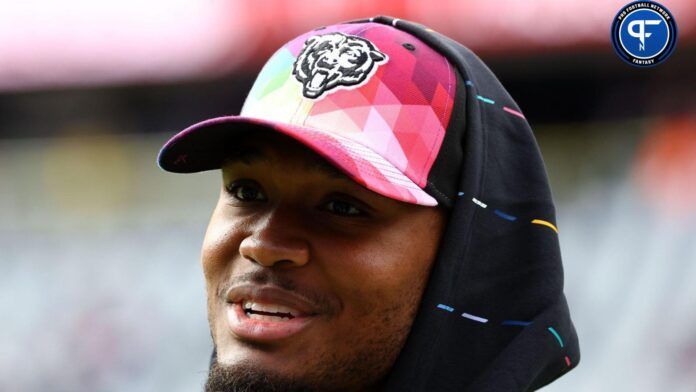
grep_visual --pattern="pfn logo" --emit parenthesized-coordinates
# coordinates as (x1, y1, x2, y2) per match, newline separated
(611, 1, 677, 67)
(627, 19, 662, 51)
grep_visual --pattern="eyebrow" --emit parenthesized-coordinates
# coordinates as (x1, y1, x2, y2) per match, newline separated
(223, 145, 351, 181)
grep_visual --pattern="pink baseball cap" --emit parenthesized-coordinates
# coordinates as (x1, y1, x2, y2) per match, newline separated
(158, 18, 461, 206)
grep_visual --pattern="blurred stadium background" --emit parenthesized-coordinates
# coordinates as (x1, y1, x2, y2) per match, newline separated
(1, 0, 695, 391)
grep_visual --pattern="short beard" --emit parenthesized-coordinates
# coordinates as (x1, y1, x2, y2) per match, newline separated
(205, 355, 317, 392)
(204, 270, 424, 392)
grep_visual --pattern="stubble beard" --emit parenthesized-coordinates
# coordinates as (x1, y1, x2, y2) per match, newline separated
(205, 356, 315, 392)
(204, 303, 417, 392)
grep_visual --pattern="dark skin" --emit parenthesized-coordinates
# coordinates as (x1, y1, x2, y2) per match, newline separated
(202, 132, 447, 391)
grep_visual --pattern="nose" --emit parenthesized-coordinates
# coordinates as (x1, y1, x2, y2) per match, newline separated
(239, 206, 310, 268)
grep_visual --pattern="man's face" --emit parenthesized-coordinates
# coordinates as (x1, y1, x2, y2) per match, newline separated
(202, 132, 447, 391)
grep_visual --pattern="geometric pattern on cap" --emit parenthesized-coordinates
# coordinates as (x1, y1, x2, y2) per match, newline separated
(241, 22, 455, 205)
(279, 123, 438, 205)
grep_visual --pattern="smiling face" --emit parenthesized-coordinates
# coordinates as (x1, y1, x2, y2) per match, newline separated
(202, 131, 447, 391)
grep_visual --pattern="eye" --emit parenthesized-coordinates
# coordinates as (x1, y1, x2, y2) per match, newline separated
(323, 199, 365, 217)
(225, 181, 267, 202)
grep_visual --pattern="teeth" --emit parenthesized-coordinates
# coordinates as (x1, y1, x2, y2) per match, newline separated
(248, 313, 293, 321)
(242, 300, 298, 317)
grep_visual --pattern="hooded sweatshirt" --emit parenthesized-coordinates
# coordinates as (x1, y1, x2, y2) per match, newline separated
(360, 16, 581, 391)
(161, 14, 580, 391)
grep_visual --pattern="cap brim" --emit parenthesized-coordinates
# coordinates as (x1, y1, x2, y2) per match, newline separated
(158, 116, 437, 206)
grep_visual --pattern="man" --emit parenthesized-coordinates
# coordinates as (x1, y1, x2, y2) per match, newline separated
(158, 16, 579, 391)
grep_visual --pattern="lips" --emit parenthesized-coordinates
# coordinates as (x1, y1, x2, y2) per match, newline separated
(224, 284, 322, 342)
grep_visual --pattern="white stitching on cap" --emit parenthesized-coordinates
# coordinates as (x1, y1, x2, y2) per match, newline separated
(321, 131, 422, 189)
(334, 139, 420, 188)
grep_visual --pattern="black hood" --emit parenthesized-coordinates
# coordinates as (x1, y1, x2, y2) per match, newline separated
(351, 16, 581, 391)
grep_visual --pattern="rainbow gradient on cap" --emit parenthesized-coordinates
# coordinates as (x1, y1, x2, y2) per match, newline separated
(159, 22, 456, 206)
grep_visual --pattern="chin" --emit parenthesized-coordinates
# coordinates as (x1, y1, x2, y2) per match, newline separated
(206, 358, 320, 392)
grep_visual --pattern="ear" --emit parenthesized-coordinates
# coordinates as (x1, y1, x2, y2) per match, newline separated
(370, 51, 386, 62)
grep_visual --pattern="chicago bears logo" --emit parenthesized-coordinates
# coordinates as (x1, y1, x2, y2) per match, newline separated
(292, 32, 388, 99)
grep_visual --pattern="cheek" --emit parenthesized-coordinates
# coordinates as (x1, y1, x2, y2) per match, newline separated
(201, 207, 244, 285)
(316, 223, 439, 317)
(201, 206, 248, 341)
